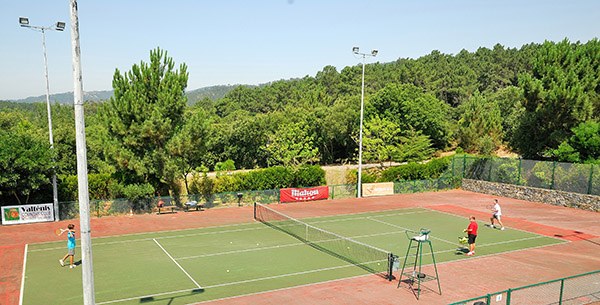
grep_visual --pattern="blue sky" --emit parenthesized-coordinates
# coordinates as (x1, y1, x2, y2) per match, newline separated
(1, 0, 599, 100)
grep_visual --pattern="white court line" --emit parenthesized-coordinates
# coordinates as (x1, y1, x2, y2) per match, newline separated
(95, 287, 197, 305)
(19, 244, 28, 305)
(29, 207, 425, 248)
(176, 230, 403, 260)
(98, 234, 558, 305)
(97, 260, 381, 305)
(153, 238, 202, 289)
(28, 226, 267, 252)
(367, 217, 459, 246)
(307, 210, 428, 225)
(424, 207, 568, 242)
(28, 210, 426, 253)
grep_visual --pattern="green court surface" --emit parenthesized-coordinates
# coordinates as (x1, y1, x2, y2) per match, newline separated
(22, 207, 566, 305)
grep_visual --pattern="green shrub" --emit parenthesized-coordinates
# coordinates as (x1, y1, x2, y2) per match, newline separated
(58, 175, 78, 201)
(345, 169, 377, 184)
(245, 166, 294, 190)
(294, 165, 326, 187)
(121, 183, 155, 200)
(379, 157, 451, 182)
(423, 156, 451, 178)
(346, 169, 358, 184)
(213, 174, 244, 193)
(189, 173, 214, 195)
(362, 173, 377, 183)
(211, 166, 325, 193)
(59, 173, 119, 201)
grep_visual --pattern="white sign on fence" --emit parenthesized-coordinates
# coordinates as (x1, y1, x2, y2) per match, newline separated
(1, 203, 55, 225)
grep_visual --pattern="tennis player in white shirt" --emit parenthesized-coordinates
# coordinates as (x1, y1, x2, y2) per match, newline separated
(489, 199, 505, 230)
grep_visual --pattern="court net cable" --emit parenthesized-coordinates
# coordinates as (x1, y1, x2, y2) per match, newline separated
(254, 202, 395, 281)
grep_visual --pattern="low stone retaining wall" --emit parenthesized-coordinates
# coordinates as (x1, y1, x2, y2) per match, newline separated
(462, 179, 600, 212)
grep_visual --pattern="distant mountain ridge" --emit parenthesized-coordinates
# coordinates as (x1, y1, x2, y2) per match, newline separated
(7, 85, 243, 105)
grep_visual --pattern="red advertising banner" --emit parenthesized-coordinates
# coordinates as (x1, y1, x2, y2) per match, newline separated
(280, 186, 329, 202)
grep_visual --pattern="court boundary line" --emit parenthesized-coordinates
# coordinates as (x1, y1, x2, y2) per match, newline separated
(99, 237, 567, 305)
(188, 238, 571, 305)
(27, 210, 429, 252)
(367, 217, 458, 246)
(96, 260, 381, 305)
(175, 230, 404, 260)
(89, 217, 568, 305)
(18, 244, 27, 305)
(424, 206, 567, 242)
(27, 207, 426, 247)
(95, 287, 197, 305)
(153, 238, 202, 289)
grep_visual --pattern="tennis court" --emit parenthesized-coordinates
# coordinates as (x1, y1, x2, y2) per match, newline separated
(21, 203, 566, 305)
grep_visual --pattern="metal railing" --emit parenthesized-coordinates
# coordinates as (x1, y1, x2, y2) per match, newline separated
(449, 270, 600, 305)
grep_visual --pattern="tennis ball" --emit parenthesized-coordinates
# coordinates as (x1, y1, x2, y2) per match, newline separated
(226, 270, 230, 273)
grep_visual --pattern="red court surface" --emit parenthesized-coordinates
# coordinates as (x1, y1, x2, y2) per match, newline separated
(1, 189, 599, 305)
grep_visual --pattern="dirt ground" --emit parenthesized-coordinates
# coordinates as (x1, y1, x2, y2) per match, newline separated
(2, 190, 599, 305)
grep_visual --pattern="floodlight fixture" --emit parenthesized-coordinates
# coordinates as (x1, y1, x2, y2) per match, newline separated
(353, 46, 359, 54)
(56, 22, 66, 31)
(19, 17, 29, 26)
(372, 49, 378, 56)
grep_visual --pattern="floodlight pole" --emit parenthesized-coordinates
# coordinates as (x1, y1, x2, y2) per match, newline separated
(19, 18, 64, 221)
(69, 1, 95, 304)
(352, 47, 378, 198)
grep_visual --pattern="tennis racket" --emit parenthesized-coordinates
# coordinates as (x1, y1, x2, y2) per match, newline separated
(55, 228, 66, 236)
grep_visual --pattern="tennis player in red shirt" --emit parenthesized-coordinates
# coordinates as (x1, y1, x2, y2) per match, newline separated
(463, 216, 478, 256)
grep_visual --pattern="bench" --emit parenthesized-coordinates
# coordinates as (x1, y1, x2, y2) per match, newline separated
(184, 201, 204, 212)
(156, 206, 176, 215)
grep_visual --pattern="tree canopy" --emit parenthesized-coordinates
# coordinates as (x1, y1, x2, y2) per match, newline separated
(99, 47, 189, 195)
(5, 39, 600, 204)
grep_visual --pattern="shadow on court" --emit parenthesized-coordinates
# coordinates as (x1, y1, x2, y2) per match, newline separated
(140, 288, 204, 304)
(554, 231, 600, 247)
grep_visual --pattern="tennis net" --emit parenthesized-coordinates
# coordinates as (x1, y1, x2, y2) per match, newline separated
(254, 202, 395, 281)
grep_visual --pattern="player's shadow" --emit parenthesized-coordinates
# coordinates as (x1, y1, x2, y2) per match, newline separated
(140, 288, 204, 304)
(75, 260, 82, 266)
(554, 231, 600, 247)
(455, 247, 469, 255)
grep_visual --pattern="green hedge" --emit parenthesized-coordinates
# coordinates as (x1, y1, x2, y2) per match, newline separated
(379, 156, 451, 182)
(294, 165, 326, 187)
(58, 173, 118, 201)
(196, 165, 326, 194)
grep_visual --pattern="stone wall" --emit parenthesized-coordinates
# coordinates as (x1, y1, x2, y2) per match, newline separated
(462, 179, 600, 212)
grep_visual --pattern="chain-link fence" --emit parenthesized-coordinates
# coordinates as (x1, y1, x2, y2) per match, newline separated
(58, 189, 281, 220)
(454, 155, 600, 196)
(449, 270, 600, 305)
(57, 175, 458, 220)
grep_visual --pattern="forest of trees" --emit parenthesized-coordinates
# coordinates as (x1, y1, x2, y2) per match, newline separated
(2, 38, 600, 206)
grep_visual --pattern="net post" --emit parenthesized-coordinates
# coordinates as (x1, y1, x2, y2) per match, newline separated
(387, 252, 394, 281)
(253, 202, 257, 220)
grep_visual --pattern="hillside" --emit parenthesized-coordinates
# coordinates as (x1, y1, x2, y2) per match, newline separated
(7, 85, 244, 105)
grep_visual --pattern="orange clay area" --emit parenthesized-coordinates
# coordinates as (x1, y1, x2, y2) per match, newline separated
(1, 189, 600, 305)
